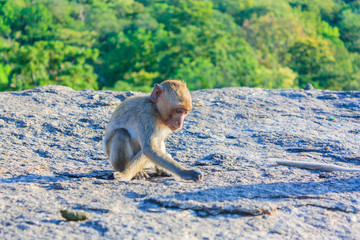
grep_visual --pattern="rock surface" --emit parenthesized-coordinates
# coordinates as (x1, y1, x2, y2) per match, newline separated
(0, 85, 359, 239)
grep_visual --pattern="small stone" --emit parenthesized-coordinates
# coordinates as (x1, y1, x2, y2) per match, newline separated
(60, 209, 91, 221)
(193, 100, 204, 107)
(108, 100, 120, 106)
(0, 119, 5, 127)
(304, 83, 314, 90)
(91, 94, 100, 101)
(317, 94, 339, 100)
(20, 122, 30, 128)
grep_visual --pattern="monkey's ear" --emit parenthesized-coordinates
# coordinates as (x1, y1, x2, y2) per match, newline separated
(150, 84, 164, 103)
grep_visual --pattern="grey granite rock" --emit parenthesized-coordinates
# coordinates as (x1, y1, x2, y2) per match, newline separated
(0, 85, 359, 239)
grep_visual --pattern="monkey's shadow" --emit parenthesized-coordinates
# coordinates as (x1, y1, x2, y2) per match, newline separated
(0, 169, 170, 185)
(163, 176, 360, 201)
(0, 170, 115, 185)
(139, 176, 360, 217)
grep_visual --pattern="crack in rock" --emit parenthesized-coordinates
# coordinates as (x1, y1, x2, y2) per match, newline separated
(143, 198, 276, 217)
(54, 171, 114, 180)
(295, 204, 359, 213)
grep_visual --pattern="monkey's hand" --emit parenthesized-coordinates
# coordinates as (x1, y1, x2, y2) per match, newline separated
(182, 169, 203, 181)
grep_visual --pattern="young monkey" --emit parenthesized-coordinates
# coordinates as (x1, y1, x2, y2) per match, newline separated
(103, 80, 203, 181)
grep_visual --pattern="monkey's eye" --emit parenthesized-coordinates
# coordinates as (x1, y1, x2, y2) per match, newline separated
(175, 109, 183, 114)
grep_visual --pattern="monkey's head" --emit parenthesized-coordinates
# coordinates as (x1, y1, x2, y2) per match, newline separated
(150, 80, 192, 131)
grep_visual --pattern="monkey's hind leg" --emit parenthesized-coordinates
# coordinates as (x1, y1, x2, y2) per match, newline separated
(115, 151, 150, 181)
(107, 128, 134, 172)
(107, 128, 150, 180)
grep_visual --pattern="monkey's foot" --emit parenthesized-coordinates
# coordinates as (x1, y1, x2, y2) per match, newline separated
(132, 171, 150, 180)
(113, 171, 131, 181)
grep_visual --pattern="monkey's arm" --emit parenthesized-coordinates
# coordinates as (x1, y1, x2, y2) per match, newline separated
(142, 147, 202, 180)
(136, 108, 202, 181)
(273, 160, 360, 172)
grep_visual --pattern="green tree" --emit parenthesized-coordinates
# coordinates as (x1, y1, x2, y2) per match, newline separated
(287, 37, 335, 88)
(0, 0, 360, 92)
(338, 9, 360, 52)
(2, 41, 98, 91)
(15, 4, 54, 44)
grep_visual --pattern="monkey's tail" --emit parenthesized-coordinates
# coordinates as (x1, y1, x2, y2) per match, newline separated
(271, 159, 360, 172)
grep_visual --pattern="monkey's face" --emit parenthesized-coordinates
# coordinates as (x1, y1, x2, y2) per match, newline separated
(151, 80, 192, 131)
(165, 107, 190, 131)
(160, 93, 192, 131)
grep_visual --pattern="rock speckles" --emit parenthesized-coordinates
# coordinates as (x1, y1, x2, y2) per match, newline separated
(0, 85, 359, 239)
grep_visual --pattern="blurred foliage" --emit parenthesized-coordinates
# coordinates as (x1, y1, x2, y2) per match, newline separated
(0, 0, 359, 92)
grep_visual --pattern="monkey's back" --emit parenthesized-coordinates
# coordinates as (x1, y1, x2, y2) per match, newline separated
(104, 94, 158, 144)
